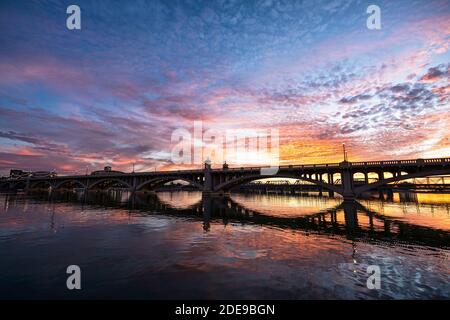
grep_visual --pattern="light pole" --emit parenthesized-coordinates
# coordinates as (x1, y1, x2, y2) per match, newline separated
(342, 143, 348, 162)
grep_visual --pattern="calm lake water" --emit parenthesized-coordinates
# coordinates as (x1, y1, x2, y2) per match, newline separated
(0, 191, 449, 299)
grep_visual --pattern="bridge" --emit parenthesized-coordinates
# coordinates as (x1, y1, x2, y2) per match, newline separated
(1, 157, 450, 200)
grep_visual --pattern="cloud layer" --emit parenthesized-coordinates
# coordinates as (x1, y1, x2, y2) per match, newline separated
(0, 0, 449, 174)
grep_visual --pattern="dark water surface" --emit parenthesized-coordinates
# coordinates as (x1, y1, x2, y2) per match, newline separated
(0, 191, 449, 299)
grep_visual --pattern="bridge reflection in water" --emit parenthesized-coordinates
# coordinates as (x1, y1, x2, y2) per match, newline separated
(14, 190, 450, 249)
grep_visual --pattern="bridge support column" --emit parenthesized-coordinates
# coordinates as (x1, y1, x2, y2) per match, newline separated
(378, 171, 384, 183)
(203, 161, 213, 194)
(327, 173, 335, 197)
(386, 189, 394, 201)
(378, 189, 384, 200)
(327, 173, 333, 184)
(25, 176, 30, 193)
(130, 176, 137, 193)
(340, 163, 356, 200)
(83, 179, 90, 194)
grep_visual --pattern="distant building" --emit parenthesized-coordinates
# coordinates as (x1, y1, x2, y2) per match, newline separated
(9, 169, 31, 178)
(9, 169, 57, 179)
(90, 166, 124, 176)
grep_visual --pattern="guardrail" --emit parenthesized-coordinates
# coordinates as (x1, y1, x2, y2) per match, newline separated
(216, 157, 450, 171)
(350, 158, 450, 167)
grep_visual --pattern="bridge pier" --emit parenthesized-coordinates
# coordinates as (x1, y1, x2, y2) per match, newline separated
(386, 189, 394, 201)
(203, 161, 213, 193)
(340, 162, 356, 201)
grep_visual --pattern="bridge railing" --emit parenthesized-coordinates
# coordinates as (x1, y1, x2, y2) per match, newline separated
(423, 158, 450, 163)
(349, 158, 450, 167)
(222, 158, 450, 171)
(274, 163, 342, 169)
(223, 163, 344, 171)
(222, 157, 450, 171)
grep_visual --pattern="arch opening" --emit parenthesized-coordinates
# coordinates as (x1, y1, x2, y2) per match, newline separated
(30, 181, 53, 190)
(383, 172, 394, 179)
(54, 180, 86, 190)
(0, 182, 10, 190)
(88, 178, 131, 191)
(136, 177, 203, 191)
(355, 170, 450, 195)
(214, 174, 341, 194)
(330, 173, 341, 185)
(11, 181, 27, 190)
(366, 172, 380, 183)
(353, 172, 366, 182)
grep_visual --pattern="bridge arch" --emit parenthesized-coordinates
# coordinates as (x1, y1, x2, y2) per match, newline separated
(366, 171, 381, 182)
(135, 177, 203, 191)
(11, 181, 27, 190)
(330, 172, 341, 184)
(54, 180, 87, 190)
(88, 178, 131, 190)
(0, 181, 10, 190)
(30, 180, 53, 189)
(383, 172, 394, 179)
(355, 169, 450, 195)
(353, 172, 366, 180)
(213, 174, 341, 193)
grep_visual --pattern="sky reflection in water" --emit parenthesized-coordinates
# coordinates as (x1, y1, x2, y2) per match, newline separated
(0, 191, 448, 299)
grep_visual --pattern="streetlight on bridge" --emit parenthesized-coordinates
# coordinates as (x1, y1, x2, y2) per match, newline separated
(342, 143, 348, 162)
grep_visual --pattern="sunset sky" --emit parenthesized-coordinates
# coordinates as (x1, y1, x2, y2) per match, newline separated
(0, 0, 449, 175)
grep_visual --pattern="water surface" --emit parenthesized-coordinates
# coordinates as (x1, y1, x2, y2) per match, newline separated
(0, 191, 448, 299)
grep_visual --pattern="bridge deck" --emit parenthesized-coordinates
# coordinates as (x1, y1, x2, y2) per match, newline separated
(3, 157, 449, 182)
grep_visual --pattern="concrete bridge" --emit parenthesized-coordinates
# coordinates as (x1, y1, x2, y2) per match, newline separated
(1, 157, 450, 200)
